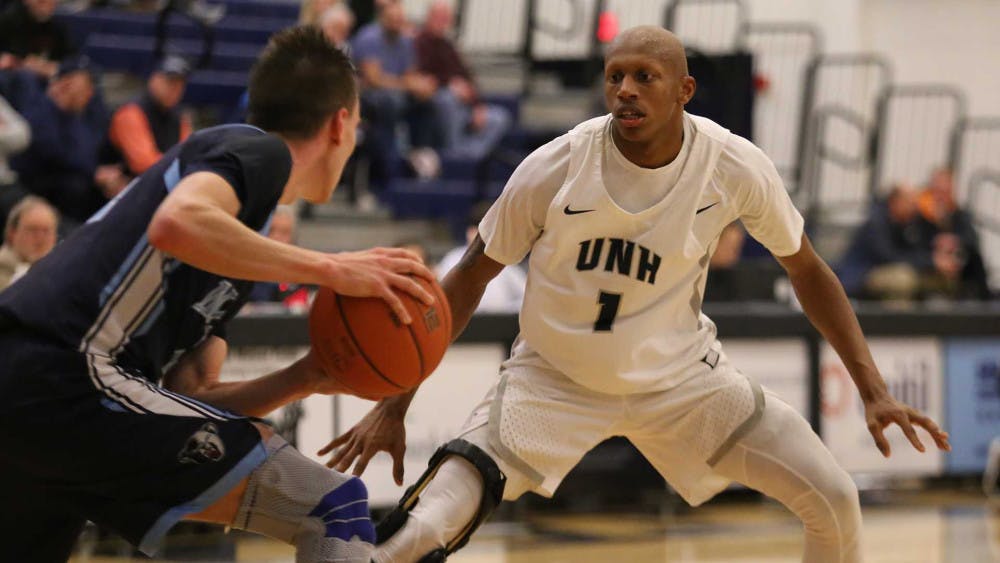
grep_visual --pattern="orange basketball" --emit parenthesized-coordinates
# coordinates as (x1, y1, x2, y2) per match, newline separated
(308, 276, 452, 400)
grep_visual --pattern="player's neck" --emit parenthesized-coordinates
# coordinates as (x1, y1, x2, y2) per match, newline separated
(611, 119, 684, 169)
(277, 136, 325, 204)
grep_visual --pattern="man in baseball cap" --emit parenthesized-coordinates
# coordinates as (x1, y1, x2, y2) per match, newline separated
(106, 55, 193, 175)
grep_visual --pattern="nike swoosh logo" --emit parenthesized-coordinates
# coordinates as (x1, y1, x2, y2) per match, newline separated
(564, 205, 595, 215)
(695, 202, 720, 215)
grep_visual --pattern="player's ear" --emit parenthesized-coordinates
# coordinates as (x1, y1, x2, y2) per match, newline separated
(679, 75, 696, 105)
(329, 107, 350, 145)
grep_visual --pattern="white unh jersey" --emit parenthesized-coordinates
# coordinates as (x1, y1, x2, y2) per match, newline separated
(479, 113, 804, 395)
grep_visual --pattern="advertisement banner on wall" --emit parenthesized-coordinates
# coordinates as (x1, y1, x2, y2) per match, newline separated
(722, 338, 810, 418)
(945, 339, 1000, 473)
(820, 338, 944, 475)
(336, 344, 507, 506)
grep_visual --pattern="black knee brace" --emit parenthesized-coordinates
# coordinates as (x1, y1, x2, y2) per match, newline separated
(375, 439, 506, 560)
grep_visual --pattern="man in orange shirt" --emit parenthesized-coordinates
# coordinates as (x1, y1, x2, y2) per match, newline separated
(107, 55, 193, 176)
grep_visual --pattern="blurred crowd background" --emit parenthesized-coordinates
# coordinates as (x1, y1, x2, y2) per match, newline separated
(0, 0, 997, 309)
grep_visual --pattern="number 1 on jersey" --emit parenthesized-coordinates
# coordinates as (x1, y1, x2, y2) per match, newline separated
(594, 291, 622, 332)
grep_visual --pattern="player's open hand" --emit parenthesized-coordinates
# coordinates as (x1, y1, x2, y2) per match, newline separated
(863, 393, 951, 457)
(319, 398, 408, 485)
(327, 247, 435, 324)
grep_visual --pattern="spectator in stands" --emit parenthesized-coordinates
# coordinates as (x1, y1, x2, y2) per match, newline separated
(915, 166, 991, 299)
(0, 0, 75, 79)
(248, 206, 311, 311)
(319, 3, 355, 51)
(415, 0, 511, 160)
(436, 203, 526, 313)
(837, 184, 938, 301)
(10, 56, 124, 227)
(106, 56, 192, 176)
(0, 93, 30, 231)
(299, 0, 337, 26)
(703, 221, 746, 301)
(0, 195, 57, 290)
(352, 0, 441, 180)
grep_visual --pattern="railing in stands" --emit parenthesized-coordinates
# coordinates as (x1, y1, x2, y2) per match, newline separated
(738, 22, 821, 198)
(800, 54, 892, 223)
(871, 84, 966, 197)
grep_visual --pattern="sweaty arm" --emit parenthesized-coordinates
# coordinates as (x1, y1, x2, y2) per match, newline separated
(733, 135, 950, 456)
(777, 237, 947, 455)
(149, 172, 337, 286)
(163, 336, 340, 417)
(149, 171, 433, 322)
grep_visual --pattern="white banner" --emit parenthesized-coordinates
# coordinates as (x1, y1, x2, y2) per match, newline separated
(820, 338, 944, 475)
(721, 338, 810, 417)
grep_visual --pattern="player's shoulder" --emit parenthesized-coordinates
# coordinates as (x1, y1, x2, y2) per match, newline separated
(183, 124, 288, 163)
(702, 123, 778, 191)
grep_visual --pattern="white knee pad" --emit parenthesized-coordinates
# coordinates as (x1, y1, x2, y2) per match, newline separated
(235, 436, 375, 563)
(374, 437, 507, 563)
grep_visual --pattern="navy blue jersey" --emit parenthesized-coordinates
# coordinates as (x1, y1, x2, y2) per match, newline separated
(0, 124, 291, 382)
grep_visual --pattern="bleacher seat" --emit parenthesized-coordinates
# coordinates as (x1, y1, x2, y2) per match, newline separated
(57, 9, 291, 46)
(83, 33, 261, 74)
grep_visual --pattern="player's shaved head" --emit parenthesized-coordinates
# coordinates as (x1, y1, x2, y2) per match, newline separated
(607, 26, 688, 77)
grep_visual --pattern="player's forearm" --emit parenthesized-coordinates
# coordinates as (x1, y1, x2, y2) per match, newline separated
(788, 258, 889, 402)
(443, 269, 489, 342)
(149, 198, 333, 286)
(179, 357, 317, 417)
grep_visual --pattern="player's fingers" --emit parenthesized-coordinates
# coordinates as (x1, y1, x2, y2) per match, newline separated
(380, 286, 412, 324)
(896, 414, 926, 453)
(405, 260, 436, 282)
(390, 273, 434, 305)
(912, 414, 951, 451)
(332, 442, 361, 472)
(868, 420, 891, 457)
(318, 432, 352, 456)
(352, 450, 375, 477)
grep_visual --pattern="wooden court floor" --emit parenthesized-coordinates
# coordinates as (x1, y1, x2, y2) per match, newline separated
(67, 490, 1000, 563)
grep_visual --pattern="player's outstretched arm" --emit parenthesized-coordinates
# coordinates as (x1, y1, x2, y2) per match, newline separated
(148, 171, 434, 323)
(318, 234, 505, 483)
(163, 336, 343, 417)
(776, 233, 951, 457)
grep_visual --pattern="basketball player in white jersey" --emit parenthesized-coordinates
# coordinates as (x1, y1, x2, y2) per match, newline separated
(323, 26, 951, 563)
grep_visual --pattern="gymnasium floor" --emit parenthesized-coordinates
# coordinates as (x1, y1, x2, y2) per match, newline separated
(66, 490, 999, 563)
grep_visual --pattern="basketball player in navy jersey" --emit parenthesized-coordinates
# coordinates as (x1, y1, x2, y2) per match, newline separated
(326, 26, 951, 563)
(0, 27, 433, 562)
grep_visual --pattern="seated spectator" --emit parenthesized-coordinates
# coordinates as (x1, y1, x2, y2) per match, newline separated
(0, 195, 57, 290)
(105, 56, 192, 176)
(352, 0, 441, 181)
(319, 3, 355, 51)
(837, 184, 939, 301)
(703, 222, 746, 301)
(416, 1, 511, 160)
(436, 204, 526, 313)
(248, 206, 311, 312)
(0, 0, 75, 80)
(153, 0, 224, 69)
(299, 0, 337, 26)
(915, 167, 991, 299)
(11, 56, 124, 227)
(0, 92, 30, 230)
